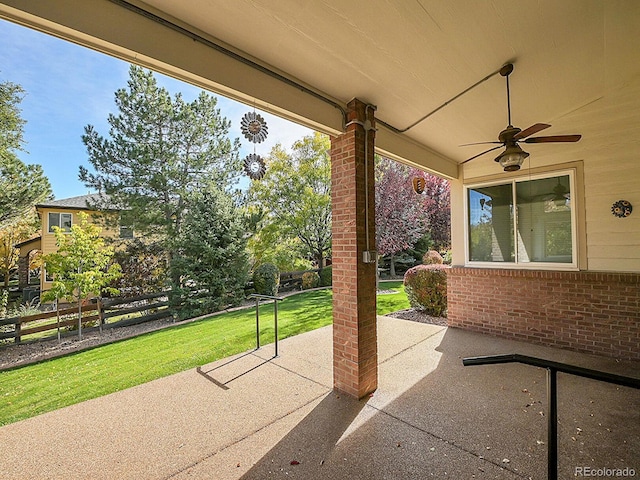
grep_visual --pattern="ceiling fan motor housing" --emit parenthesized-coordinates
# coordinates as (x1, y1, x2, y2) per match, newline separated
(498, 126, 521, 143)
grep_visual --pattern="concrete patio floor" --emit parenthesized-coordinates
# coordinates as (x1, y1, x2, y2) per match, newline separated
(1, 316, 638, 479)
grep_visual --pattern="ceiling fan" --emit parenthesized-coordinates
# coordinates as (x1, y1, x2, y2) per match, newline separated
(461, 63, 581, 171)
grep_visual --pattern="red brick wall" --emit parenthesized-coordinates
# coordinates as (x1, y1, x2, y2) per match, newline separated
(330, 98, 378, 398)
(447, 267, 640, 361)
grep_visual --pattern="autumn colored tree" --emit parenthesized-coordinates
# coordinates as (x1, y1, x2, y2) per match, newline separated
(375, 157, 450, 276)
(375, 157, 430, 276)
(42, 213, 121, 338)
(0, 212, 39, 287)
(411, 168, 451, 250)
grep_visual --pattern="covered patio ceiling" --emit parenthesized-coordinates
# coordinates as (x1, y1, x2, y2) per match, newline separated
(2, 0, 639, 180)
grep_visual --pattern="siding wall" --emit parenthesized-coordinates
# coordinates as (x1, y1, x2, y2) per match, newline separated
(38, 208, 119, 292)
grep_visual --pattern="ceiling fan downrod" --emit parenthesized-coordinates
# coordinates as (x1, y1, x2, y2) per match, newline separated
(501, 63, 514, 127)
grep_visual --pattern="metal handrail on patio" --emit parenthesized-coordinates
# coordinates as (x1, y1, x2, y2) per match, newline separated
(248, 294, 285, 357)
(462, 354, 640, 480)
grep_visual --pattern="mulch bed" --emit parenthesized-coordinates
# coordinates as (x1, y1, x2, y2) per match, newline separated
(385, 308, 448, 326)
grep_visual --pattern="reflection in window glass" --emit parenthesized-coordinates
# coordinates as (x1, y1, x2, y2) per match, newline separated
(48, 213, 59, 233)
(467, 183, 514, 262)
(466, 172, 575, 267)
(48, 212, 73, 233)
(516, 175, 572, 263)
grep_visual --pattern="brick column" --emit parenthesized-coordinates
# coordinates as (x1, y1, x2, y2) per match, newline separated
(330, 98, 377, 398)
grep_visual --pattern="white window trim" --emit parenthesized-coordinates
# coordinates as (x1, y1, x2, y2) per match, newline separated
(464, 169, 578, 270)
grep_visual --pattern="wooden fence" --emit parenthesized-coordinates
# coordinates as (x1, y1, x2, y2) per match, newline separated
(0, 291, 171, 344)
(278, 269, 321, 292)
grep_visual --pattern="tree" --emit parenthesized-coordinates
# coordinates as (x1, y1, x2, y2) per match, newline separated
(79, 66, 241, 275)
(411, 168, 450, 251)
(0, 212, 39, 288)
(0, 79, 52, 224)
(41, 213, 121, 338)
(111, 238, 168, 297)
(375, 157, 430, 276)
(169, 185, 248, 319)
(375, 157, 451, 275)
(247, 133, 331, 269)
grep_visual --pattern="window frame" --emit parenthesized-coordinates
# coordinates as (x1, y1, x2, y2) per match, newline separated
(48, 212, 73, 233)
(464, 169, 578, 270)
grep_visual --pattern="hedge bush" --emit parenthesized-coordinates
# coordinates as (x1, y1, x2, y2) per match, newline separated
(319, 265, 332, 287)
(422, 250, 444, 265)
(252, 263, 280, 296)
(403, 264, 449, 316)
(301, 271, 320, 290)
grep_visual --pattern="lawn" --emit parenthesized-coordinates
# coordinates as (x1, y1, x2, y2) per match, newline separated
(0, 281, 409, 426)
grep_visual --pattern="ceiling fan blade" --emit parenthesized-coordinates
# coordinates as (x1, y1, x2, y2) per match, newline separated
(460, 145, 504, 165)
(459, 141, 503, 147)
(523, 134, 582, 143)
(513, 123, 551, 140)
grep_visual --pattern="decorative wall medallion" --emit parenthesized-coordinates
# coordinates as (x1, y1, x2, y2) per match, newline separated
(241, 111, 268, 143)
(243, 153, 267, 180)
(611, 200, 632, 218)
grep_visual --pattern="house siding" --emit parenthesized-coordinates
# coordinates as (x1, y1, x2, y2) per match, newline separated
(37, 207, 119, 293)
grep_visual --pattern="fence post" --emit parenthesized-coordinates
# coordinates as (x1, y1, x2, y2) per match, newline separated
(14, 319, 21, 344)
(97, 297, 104, 334)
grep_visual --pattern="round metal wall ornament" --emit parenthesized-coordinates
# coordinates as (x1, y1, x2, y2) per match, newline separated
(611, 200, 632, 218)
(244, 153, 267, 180)
(241, 111, 269, 143)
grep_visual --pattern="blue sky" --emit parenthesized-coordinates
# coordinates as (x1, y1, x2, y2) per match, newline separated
(0, 18, 312, 200)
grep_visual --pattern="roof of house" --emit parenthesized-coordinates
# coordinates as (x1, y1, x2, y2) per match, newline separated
(35, 194, 116, 211)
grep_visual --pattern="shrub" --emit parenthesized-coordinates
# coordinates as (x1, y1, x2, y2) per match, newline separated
(252, 263, 280, 296)
(319, 265, 333, 287)
(441, 249, 453, 265)
(301, 271, 320, 290)
(403, 264, 449, 316)
(422, 250, 443, 265)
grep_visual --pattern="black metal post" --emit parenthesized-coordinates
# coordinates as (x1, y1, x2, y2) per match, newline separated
(250, 294, 285, 357)
(547, 367, 558, 480)
(274, 299, 279, 357)
(255, 297, 260, 350)
(462, 354, 640, 480)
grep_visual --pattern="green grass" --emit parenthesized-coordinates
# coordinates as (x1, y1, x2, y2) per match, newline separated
(0, 282, 408, 426)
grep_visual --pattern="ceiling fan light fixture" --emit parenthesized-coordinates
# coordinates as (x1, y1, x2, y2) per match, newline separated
(495, 144, 529, 171)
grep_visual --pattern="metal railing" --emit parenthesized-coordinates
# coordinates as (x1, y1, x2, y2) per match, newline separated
(248, 294, 285, 357)
(462, 354, 640, 480)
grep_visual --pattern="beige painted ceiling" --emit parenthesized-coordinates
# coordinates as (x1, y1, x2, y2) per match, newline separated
(1, 0, 639, 179)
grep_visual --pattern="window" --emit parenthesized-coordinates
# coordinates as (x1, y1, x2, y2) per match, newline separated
(466, 170, 576, 268)
(48, 212, 72, 233)
(119, 225, 134, 239)
(119, 212, 134, 239)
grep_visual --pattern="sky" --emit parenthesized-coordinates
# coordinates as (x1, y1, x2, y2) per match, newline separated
(0, 18, 312, 200)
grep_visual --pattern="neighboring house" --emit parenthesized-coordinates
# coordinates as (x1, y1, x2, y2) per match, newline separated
(15, 194, 132, 295)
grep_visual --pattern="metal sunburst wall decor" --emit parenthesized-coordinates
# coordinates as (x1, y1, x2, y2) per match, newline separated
(241, 110, 270, 180)
(241, 111, 269, 143)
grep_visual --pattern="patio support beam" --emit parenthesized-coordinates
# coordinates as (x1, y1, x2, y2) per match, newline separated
(330, 98, 378, 399)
